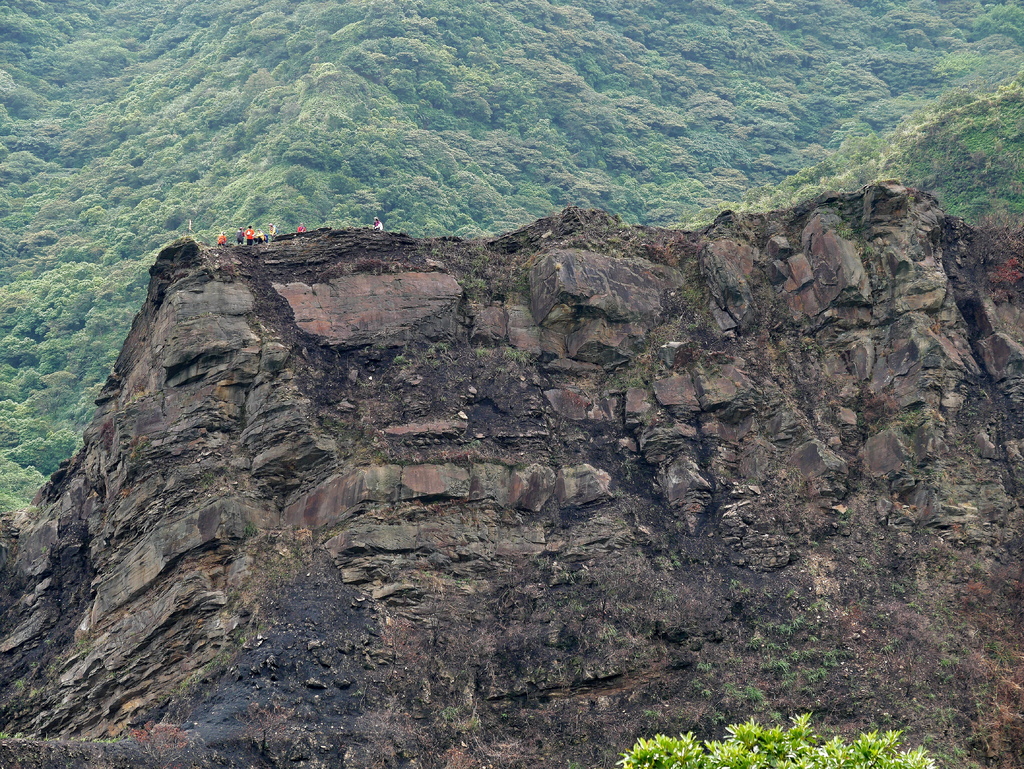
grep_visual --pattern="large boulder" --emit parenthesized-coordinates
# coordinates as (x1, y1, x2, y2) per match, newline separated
(530, 249, 680, 366)
(511, 464, 557, 512)
(659, 457, 712, 509)
(274, 272, 462, 348)
(977, 331, 1024, 382)
(700, 238, 756, 331)
(556, 464, 613, 506)
(863, 430, 910, 477)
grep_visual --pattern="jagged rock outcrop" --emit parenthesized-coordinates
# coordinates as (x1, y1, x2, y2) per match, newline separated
(3, 187, 1024, 768)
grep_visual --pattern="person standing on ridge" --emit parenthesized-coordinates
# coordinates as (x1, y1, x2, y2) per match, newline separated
(236, 227, 244, 245)
(268, 223, 277, 241)
(245, 226, 255, 245)
(373, 217, 384, 231)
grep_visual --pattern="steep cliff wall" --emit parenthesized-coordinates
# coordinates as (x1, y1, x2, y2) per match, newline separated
(2, 185, 1024, 768)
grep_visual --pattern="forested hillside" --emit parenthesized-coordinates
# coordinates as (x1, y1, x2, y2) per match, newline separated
(744, 71, 1024, 221)
(0, 0, 1022, 506)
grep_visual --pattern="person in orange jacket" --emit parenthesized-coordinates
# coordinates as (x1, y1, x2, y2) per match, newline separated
(217, 232, 228, 246)
(244, 226, 255, 245)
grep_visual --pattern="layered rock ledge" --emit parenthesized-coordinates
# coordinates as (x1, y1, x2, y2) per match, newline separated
(2, 187, 1024, 768)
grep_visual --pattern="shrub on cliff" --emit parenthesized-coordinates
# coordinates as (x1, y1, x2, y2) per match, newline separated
(619, 714, 934, 769)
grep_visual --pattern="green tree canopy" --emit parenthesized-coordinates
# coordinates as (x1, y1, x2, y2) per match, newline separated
(619, 715, 934, 769)
(974, 4, 1024, 47)
(734, 73, 1024, 224)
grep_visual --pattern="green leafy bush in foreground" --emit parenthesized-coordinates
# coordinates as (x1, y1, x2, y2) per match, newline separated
(619, 714, 934, 769)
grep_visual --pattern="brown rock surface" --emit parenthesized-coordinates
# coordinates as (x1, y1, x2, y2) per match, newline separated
(701, 238, 757, 330)
(863, 429, 910, 476)
(530, 248, 681, 366)
(275, 271, 462, 348)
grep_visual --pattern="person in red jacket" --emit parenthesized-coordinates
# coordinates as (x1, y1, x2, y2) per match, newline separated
(296, 223, 307, 233)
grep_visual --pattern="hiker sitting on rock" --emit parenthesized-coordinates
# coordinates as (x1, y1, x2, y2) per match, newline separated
(373, 217, 384, 231)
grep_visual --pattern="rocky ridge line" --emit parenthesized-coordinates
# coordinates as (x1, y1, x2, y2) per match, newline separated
(1, 185, 1023, 767)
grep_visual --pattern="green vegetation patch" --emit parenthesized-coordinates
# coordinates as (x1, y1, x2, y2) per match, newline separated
(619, 714, 934, 769)
(739, 74, 1024, 224)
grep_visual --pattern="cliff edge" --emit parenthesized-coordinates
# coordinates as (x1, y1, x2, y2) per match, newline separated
(2, 185, 1024, 768)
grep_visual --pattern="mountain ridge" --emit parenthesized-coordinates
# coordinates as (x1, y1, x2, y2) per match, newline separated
(2, 0, 1024, 507)
(2, 183, 1024, 767)
(741, 72, 1024, 222)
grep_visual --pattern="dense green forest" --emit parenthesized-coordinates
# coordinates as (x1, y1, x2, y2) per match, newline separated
(743, 71, 1024, 220)
(1, 0, 1024, 507)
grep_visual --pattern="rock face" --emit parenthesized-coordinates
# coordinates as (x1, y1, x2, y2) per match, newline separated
(3, 189, 1024, 768)
(275, 271, 463, 348)
(529, 249, 681, 365)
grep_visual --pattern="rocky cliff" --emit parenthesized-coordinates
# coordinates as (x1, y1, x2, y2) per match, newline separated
(2, 184, 1024, 768)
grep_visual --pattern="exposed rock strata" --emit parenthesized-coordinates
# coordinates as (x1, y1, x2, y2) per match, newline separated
(2, 187, 1024, 767)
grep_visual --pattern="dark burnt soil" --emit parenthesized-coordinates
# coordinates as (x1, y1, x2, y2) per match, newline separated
(140, 545, 376, 767)
(942, 217, 1024, 503)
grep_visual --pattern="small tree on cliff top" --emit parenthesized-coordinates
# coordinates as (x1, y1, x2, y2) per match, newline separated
(619, 714, 935, 769)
